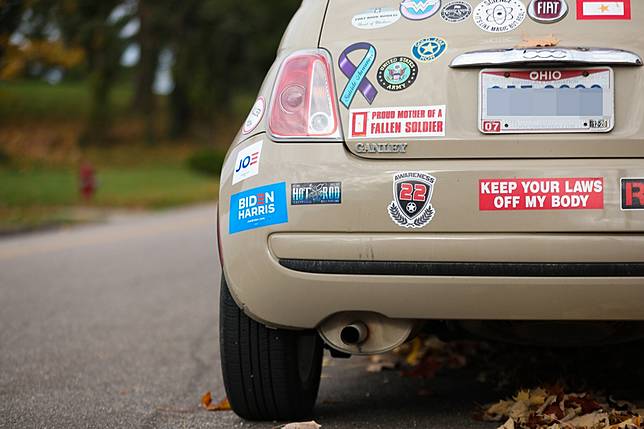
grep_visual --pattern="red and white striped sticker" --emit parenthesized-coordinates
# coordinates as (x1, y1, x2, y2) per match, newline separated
(577, 0, 631, 20)
(479, 177, 604, 210)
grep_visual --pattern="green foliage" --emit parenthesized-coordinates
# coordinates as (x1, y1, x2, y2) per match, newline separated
(187, 148, 227, 177)
(0, 148, 10, 166)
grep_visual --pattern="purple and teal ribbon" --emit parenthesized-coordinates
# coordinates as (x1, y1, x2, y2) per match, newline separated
(338, 43, 378, 108)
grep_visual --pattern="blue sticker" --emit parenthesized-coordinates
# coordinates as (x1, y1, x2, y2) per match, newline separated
(291, 182, 342, 205)
(229, 182, 288, 234)
(411, 37, 448, 63)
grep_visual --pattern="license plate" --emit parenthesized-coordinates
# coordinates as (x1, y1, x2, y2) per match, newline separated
(479, 68, 614, 134)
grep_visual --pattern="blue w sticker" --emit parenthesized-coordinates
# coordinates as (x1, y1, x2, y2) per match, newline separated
(229, 182, 288, 234)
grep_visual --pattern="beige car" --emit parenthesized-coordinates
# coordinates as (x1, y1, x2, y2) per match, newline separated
(217, 0, 644, 421)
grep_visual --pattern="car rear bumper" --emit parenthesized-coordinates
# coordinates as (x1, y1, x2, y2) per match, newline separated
(218, 136, 644, 329)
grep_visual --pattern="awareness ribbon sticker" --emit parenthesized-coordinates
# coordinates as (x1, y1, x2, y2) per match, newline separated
(338, 42, 378, 108)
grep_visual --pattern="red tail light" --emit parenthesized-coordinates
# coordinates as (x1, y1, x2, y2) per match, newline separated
(268, 50, 342, 141)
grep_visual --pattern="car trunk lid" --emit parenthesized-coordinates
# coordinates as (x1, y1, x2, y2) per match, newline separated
(319, 1, 644, 159)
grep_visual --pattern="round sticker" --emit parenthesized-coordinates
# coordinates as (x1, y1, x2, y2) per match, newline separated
(352, 7, 401, 29)
(411, 37, 448, 63)
(377, 57, 418, 91)
(400, 0, 441, 21)
(527, 0, 568, 23)
(474, 0, 526, 33)
(441, 1, 473, 22)
(242, 97, 265, 135)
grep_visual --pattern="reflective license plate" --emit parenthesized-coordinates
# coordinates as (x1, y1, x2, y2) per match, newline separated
(479, 68, 614, 134)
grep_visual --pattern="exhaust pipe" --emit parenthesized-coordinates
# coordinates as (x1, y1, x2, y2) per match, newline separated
(319, 312, 415, 355)
(340, 322, 369, 345)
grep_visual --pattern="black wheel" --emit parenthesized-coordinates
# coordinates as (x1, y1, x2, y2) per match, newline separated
(219, 275, 323, 421)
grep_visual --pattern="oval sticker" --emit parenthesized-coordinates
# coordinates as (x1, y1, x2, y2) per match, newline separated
(441, 1, 473, 23)
(527, 0, 568, 23)
(242, 97, 265, 135)
(352, 7, 401, 29)
(474, 0, 526, 33)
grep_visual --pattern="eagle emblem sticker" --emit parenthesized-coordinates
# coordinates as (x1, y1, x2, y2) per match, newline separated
(388, 172, 437, 228)
(377, 57, 418, 91)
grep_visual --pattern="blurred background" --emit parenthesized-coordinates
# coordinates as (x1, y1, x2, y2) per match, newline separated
(0, 0, 300, 233)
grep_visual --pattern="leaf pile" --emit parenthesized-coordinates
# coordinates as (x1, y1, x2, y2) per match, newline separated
(367, 335, 484, 378)
(481, 387, 644, 429)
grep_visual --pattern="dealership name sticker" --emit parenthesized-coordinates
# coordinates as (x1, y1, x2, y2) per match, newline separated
(411, 37, 447, 63)
(474, 0, 527, 33)
(377, 57, 418, 91)
(441, 1, 473, 22)
(528, 0, 569, 23)
(479, 178, 604, 210)
(242, 97, 265, 135)
(400, 0, 441, 20)
(232, 141, 262, 185)
(352, 7, 401, 29)
(388, 172, 437, 229)
(349, 105, 446, 139)
(292, 182, 342, 205)
(229, 182, 288, 234)
(577, 0, 631, 20)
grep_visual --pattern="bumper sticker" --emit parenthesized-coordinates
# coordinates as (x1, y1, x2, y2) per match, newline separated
(352, 7, 401, 29)
(349, 105, 445, 139)
(388, 172, 437, 228)
(338, 43, 378, 109)
(621, 178, 644, 210)
(577, 0, 631, 20)
(474, 0, 527, 32)
(291, 182, 342, 205)
(232, 141, 263, 185)
(229, 182, 288, 234)
(479, 178, 604, 210)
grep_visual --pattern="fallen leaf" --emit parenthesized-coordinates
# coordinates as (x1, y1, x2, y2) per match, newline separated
(201, 392, 231, 411)
(281, 420, 321, 429)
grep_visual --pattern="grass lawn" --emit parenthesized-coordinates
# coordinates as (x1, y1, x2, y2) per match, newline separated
(0, 164, 219, 233)
(0, 80, 131, 122)
(0, 79, 226, 233)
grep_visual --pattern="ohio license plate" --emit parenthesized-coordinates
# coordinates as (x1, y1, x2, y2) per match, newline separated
(479, 68, 614, 134)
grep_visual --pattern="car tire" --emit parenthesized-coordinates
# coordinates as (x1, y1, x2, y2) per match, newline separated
(219, 275, 323, 421)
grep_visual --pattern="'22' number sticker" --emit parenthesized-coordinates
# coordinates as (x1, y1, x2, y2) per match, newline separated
(399, 183, 427, 202)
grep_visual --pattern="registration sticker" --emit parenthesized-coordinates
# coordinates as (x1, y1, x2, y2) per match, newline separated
(479, 68, 614, 134)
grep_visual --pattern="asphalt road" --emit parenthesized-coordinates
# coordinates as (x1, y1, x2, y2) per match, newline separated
(0, 204, 640, 429)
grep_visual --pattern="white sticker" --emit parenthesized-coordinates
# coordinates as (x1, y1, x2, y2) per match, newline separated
(242, 97, 265, 135)
(349, 106, 446, 139)
(352, 7, 401, 29)
(474, 0, 526, 33)
(232, 141, 263, 185)
(441, 1, 473, 23)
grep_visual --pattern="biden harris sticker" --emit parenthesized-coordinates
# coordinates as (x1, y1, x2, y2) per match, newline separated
(229, 182, 288, 234)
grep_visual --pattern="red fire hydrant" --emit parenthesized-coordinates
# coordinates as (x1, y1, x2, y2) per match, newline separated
(79, 162, 97, 202)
